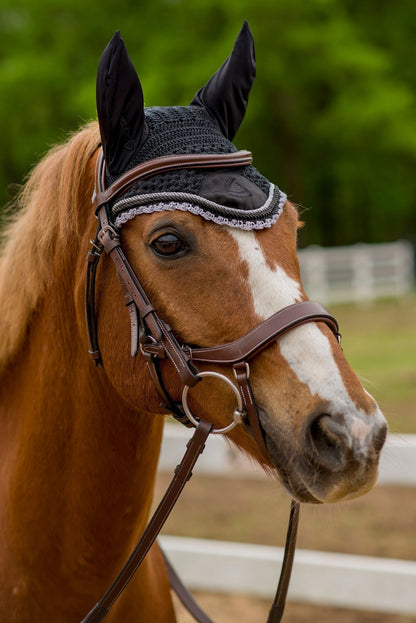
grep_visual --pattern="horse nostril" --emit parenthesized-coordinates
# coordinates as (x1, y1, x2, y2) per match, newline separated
(308, 413, 349, 470)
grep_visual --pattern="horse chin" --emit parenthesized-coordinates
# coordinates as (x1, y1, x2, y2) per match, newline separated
(261, 433, 323, 504)
(276, 465, 324, 505)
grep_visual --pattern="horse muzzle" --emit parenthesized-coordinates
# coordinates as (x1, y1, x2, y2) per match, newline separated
(260, 405, 388, 504)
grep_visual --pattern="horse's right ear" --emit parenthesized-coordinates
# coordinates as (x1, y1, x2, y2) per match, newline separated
(96, 31, 146, 175)
(190, 21, 256, 140)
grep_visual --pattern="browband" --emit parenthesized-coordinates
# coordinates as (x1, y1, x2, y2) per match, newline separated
(93, 149, 253, 211)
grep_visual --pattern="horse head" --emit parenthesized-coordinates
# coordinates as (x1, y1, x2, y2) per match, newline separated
(92, 23, 387, 505)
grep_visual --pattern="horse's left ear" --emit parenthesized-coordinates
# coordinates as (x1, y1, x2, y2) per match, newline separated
(96, 31, 146, 175)
(190, 21, 256, 140)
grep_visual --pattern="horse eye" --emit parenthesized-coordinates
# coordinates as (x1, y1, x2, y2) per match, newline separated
(151, 233, 187, 257)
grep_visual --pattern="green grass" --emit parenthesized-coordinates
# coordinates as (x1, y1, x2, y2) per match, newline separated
(328, 294, 416, 434)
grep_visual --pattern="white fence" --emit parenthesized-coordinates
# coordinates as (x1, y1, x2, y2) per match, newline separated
(298, 240, 414, 304)
(158, 425, 416, 615)
(158, 425, 416, 486)
(160, 536, 416, 617)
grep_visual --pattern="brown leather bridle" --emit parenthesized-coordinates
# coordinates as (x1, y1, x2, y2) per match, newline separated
(82, 148, 340, 623)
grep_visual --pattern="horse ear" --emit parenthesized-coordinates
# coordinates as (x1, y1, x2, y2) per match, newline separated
(96, 31, 146, 175)
(190, 21, 256, 140)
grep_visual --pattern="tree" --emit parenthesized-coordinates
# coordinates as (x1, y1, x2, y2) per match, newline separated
(1, 0, 415, 245)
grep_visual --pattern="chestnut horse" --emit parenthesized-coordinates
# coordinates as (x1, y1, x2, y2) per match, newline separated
(0, 23, 387, 623)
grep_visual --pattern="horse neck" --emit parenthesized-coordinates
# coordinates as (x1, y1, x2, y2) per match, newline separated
(0, 264, 165, 594)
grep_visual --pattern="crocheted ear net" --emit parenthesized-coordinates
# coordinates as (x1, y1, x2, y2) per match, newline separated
(107, 105, 286, 231)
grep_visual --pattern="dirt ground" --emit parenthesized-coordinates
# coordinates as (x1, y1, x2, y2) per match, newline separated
(155, 474, 416, 623)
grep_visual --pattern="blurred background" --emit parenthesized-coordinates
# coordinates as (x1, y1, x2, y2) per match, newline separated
(1, 1, 415, 620)
(1, 0, 416, 248)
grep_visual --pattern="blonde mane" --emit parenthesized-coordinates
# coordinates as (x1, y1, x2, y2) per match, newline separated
(0, 122, 101, 372)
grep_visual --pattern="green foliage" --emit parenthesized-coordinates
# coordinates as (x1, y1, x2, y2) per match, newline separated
(1, 0, 416, 246)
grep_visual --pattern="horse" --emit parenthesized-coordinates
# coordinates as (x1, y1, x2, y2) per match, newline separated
(0, 22, 387, 623)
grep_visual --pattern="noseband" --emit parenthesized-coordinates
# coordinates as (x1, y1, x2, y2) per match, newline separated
(83, 148, 340, 623)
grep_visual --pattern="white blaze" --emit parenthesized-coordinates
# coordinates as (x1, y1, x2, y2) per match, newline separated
(228, 227, 302, 316)
(229, 229, 379, 431)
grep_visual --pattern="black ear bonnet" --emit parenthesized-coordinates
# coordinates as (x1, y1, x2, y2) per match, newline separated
(97, 24, 286, 231)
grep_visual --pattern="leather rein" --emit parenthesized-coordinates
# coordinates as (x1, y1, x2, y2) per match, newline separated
(82, 148, 340, 623)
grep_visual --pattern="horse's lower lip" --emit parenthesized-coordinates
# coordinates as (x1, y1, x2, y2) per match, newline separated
(257, 408, 322, 504)
(267, 443, 323, 504)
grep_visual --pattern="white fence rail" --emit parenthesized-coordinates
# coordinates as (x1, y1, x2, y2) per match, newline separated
(160, 536, 416, 616)
(298, 240, 414, 304)
(159, 425, 416, 486)
(158, 425, 416, 615)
